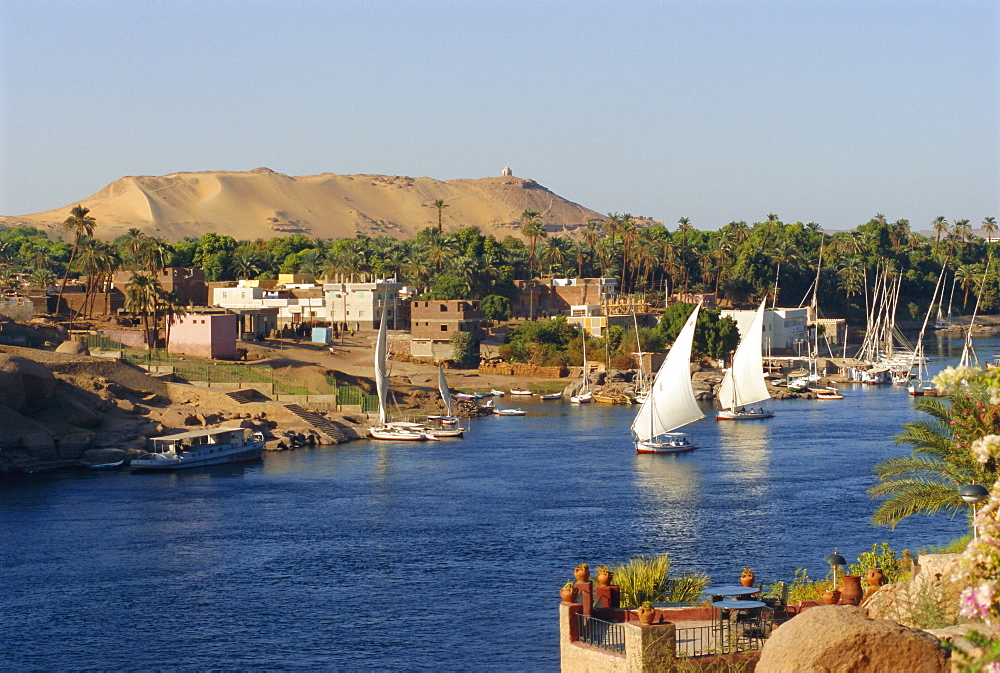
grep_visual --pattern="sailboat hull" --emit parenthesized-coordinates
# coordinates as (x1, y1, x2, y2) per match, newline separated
(716, 409, 774, 421)
(635, 435, 698, 454)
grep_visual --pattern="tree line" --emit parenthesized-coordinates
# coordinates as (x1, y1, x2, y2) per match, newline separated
(1, 207, 997, 328)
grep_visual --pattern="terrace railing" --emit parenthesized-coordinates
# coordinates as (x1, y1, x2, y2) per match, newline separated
(575, 613, 626, 654)
(674, 614, 791, 658)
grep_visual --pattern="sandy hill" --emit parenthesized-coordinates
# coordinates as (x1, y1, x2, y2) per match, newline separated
(0, 168, 607, 242)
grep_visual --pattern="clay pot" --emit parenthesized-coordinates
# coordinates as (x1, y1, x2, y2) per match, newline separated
(636, 606, 656, 625)
(560, 586, 578, 603)
(574, 566, 590, 583)
(822, 589, 841, 605)
(866, 567, 885, 588)
(740, 573, 756, 588)
(839, 575, 863, 605)
(597, 570, 613, 586)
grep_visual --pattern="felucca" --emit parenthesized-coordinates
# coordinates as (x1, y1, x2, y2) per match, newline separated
(630, 301, 703, 453)
(716, 299, 774, 421)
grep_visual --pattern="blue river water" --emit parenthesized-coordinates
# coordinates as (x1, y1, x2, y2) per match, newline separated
(1, 331, 995, 670)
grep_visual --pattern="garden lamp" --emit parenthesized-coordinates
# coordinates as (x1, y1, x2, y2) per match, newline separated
(960, 484, 990, 540)
(824, 552, 846, 590)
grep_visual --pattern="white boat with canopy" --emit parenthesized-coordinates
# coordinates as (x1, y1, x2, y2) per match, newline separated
(630, 302, 702, 454)
(130, 426, 265, 471)
(716, 299, 774, 421)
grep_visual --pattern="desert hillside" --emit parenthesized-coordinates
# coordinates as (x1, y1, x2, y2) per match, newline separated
(0, 168, 607, 242)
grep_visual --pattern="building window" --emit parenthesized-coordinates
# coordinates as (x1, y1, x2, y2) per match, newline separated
(439, 304, 447, 312)
(440, 325, 447, 332)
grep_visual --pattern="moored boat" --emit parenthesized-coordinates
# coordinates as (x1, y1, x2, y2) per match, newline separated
(130, 426, 265, 472)
(538, 392, 562, 400)
(493, 407, 526, 416)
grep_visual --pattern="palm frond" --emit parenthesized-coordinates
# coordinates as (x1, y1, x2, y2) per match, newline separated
(871, 482, 967, 528)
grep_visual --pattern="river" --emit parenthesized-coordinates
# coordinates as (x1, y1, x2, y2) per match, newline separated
(1, 331, 994, 669)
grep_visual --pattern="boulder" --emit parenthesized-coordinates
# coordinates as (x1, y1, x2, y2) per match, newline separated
(57, 432, 95, 458)
(55, 340, 90, 356)
(864, 554, 964, 628)
(756, 605, 948, 672)
(59, 395, 104, 428)
(0, 354, 55, 413)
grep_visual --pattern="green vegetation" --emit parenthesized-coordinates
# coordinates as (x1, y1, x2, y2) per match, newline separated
(610, 553, 710, 607)
(4, 211, 999, 326)
(869, 369, 1000, 528)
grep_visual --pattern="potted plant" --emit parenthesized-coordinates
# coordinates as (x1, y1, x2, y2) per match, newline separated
(574, 563, 590, 583)
(740, 567, 756, 587)
(560, 582, 578, 603)
(636, 600, 656, 625)
(596, 565, 613, 586)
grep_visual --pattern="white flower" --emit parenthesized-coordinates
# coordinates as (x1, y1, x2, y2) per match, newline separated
(971, 435, 1000, 464)
(933, 365, 983, 390)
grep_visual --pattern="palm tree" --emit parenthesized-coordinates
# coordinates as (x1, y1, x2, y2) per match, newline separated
(56, 205, 97, 317)
(124, 273, 162, 349)
(982, 216, 997, 243)
(954, 219, 972, 255)
(869, 395, 995, 528)
(955, 264, 978, 308)
(932, 216, 949, 252)
(519, 209, 547, 278)
(431, 199, 450, 234)
(619, 214, 639, 292)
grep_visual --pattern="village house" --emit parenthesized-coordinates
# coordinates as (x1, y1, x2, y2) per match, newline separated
(722, 306, 809, 355)
(324, 280, 404, 332)
(513, 278, 618, 318)
(409, 299, 485, 360)
(167, 309, 239, 359)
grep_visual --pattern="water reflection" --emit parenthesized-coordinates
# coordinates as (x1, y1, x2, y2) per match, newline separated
(716, 418, 770, 477)
(633, 451, 702, 544)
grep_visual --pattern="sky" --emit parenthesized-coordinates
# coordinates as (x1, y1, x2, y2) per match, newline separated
(1, 0, 997, 231)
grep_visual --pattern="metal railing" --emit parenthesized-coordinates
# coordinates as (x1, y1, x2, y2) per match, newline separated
(675, 614, 790, 658)
(576, 613, 626, 654)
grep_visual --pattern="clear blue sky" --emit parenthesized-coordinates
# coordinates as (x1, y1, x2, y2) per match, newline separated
(1, 0, 997, 231)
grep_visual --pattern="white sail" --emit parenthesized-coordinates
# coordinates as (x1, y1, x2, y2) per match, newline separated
(437, 364, 455, 417)
(374, 296, 389, 425)
(718, 299, 771, 410)
(630, 303, 703, 442)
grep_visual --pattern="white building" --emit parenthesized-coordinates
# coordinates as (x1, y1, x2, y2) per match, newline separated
(324, 280, 403, 331)
(211, 281, 328, 327)
(721, 306, 809, 355)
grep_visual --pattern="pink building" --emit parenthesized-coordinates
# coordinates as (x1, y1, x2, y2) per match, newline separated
(168, 311, 238, 359)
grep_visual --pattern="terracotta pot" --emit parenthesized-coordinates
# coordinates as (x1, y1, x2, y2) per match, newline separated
(597, 571, 613, 586)
(822, 589, 841, 605)
(560, 587, 578, 603)
(839, 575, 863, 605)
(866, 567, 885, 588)
(740, 574, 755, 588)
(574, 566, 590, 583)
(636, 606, 656, 625)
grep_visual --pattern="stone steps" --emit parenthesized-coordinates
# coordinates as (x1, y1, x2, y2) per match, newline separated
(226, 389, 269, 404)
(283, 404, 350, 443)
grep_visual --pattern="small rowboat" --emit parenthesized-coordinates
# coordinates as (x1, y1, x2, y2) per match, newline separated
(509, 389, 533, 396)
(89, 459, 128, 471)
(538, 392, 562, 400)
(494, 408, 526, 416)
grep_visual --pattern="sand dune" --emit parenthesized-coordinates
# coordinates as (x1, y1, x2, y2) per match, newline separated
(0, 168, 607, 242)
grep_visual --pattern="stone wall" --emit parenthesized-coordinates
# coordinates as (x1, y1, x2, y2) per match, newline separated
(479, 361, 567, 378)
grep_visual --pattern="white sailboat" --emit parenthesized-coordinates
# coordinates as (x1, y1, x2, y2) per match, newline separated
(632, 312, 650, 404)
(571, 332, 592, 404)
(422, 364, 467, 437)
(631, 302, 703, 453)
(907, 265, 947, 396)
(369, 292, 433, 441)
(716, 299, 774, 421)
